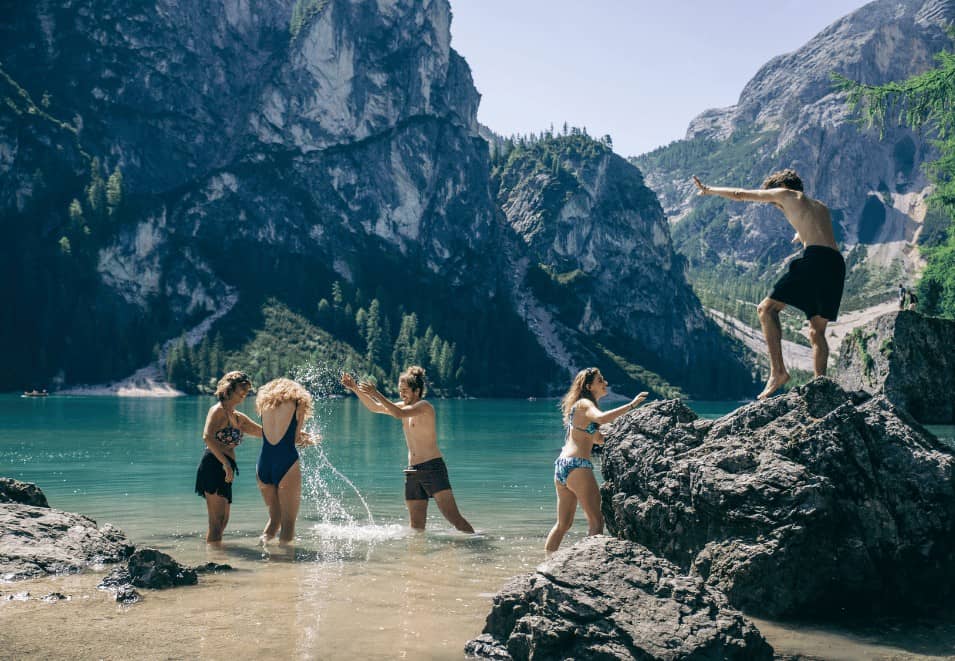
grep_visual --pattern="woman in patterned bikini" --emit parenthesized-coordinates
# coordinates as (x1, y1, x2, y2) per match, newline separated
(195, 371, 262, 545)
(544, 368, 647, 553)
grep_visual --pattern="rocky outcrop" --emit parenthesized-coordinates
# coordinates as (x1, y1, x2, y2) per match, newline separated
(834, 310, 955, 423)
(634, 0, 953, 306)
(495, 135, 756, 397)
(0, 489, 134, 581)
(601, 379, 955, 618)
(465, 535, 773, 660)
(98, 548, 198, 592)
(0, 477, 49, 507)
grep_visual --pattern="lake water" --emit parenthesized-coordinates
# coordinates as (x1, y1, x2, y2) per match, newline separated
(2, 394, 954, 660)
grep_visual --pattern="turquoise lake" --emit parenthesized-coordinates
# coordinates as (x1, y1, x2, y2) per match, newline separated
(2, 394, 954, 659)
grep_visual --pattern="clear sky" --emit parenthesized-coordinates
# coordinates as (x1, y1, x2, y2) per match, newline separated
(449, 0, 869, 157)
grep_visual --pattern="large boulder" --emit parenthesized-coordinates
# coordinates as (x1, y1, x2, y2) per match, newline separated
(0, 502, 134, 581)
(465, 535, 773, 660)
(834, 310, 955, 423)
(0, 478, 49, 507)
(601, 378, 955, 618)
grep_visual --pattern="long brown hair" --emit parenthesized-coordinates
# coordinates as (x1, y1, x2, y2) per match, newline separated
(560, 367, 600, 422)
(399, 365, 427, 397)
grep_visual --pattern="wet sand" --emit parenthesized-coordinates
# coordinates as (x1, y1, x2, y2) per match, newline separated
(3, 535, 955, 660)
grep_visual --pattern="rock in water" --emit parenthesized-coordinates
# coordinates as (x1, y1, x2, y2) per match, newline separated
(465, 536, 773, 660)
(601, 378, 955, 617)
(0, 500, 134, 581)
(125, 548, 198, 589)
(0, 478, 49, 507)
(834, 310, 955, 423)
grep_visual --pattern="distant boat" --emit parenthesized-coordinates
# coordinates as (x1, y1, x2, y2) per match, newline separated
(527, 396, 537, 402)
(22, 390, 48, 398)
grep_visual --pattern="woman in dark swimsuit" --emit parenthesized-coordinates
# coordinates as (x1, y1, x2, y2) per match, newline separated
(195, 371, 262, 545)
(254, 378, 318, 545)
(545, 367, 647, 554)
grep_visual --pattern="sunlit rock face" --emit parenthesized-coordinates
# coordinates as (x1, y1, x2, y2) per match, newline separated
(0, 0, 507, 386)
(635, 0, 955, 296)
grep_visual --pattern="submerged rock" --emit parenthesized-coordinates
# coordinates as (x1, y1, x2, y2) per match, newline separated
(99, 548, 197, 591)
(193, 562, 233, 574)
(601, 378, 955, 617)
(465, 535, 773, 660)
(0, 478, 49, 507)
(834, 310, 955, 423)
(0, 497, 134, 581)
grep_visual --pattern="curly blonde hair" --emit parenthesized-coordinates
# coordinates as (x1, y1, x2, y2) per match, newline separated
(255, 378, 313, 420)
(215, 371, 253, 402)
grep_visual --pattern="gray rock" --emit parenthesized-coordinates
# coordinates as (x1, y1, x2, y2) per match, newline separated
(115, 586, 142, 604)
(601, 378, 955, 617)
(193, 562, 233, 574)
(0, 503, 134, 581)
(127, 548, 197, 588)
(466, 535, 773, 660)
(834, 310, 955, 423)
(0, 478, 49, 507)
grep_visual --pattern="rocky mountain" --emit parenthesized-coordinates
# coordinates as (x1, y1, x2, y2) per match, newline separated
(493, 133, 755, 397)
(634, 0, 955, 315)
(0, 0, 753, 397)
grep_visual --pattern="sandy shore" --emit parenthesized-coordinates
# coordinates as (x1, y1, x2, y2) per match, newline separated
(3, 550, 955, 660)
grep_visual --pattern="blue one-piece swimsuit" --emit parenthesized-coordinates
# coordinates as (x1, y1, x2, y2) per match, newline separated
(257, 411, 299, 485)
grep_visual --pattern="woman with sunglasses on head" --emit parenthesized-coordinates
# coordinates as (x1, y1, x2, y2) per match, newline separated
(545, 368, 647, 553)
(195, 371, 262, 545)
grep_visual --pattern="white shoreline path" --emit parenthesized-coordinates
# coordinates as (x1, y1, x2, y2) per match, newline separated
(61, 290, 238, 397)
(708, 299, 900, 374)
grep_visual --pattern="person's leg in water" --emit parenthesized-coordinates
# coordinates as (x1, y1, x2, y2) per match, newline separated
(204, 492, 230, 545)
(757, 297, 790, 399)
(257, 480, 282, 542)
(544, 482, 577, 553)
(433, 489, 474, 533)
(565, 467, 603, 536)
(808, 315, 830, 377)
(276, 461, 302, 545)
(406, 499, 428, 531)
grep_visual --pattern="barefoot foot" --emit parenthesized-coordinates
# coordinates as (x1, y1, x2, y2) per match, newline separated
(757, 372, 790, 400)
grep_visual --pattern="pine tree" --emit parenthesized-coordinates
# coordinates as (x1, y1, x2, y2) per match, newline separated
(364, 299, 386, 369)
(835, 43, 955, 317)
(106, 166, 123, 217)
(86, 158, 106, 220)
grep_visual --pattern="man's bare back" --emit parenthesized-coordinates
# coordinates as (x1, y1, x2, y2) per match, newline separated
(773, 190, 838, 250)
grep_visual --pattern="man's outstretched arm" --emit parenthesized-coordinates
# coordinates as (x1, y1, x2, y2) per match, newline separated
(693, 176, 797, 205)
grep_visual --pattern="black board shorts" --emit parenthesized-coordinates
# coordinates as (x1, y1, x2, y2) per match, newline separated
(195, 450, 238, 504)
(769, 245, 846, 321)
(404, 456, 452, 500)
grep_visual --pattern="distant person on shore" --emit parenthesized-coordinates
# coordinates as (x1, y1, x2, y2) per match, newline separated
(898, 283, 907, 310)
(195, 371, 261, 545)
(340, 367, 474, 533)
(255, 378, 318, 545)
(545, 368, 647, 554)
(693, 169, 846, 399)
(907, 290, 919, 312)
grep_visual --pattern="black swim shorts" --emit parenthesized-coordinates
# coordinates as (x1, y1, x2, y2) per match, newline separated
(769, 245, 846, 321)
(404, 456, 452, 500)
(195, 450, 238, 503)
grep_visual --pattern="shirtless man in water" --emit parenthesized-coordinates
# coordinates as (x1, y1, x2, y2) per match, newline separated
(693, 169, 845, 399)
(341, 366, 474, 533)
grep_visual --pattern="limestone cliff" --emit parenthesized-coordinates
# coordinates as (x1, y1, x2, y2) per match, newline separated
(634, 0, 954, 311)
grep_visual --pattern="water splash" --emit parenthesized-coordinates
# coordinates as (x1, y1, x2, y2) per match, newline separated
(291, 363, 375, 527)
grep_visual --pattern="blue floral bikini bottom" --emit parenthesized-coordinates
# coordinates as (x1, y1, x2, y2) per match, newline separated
(554, 456, 594, 485)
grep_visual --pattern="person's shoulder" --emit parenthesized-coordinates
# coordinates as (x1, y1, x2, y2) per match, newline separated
(414, 399, 435, 413)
